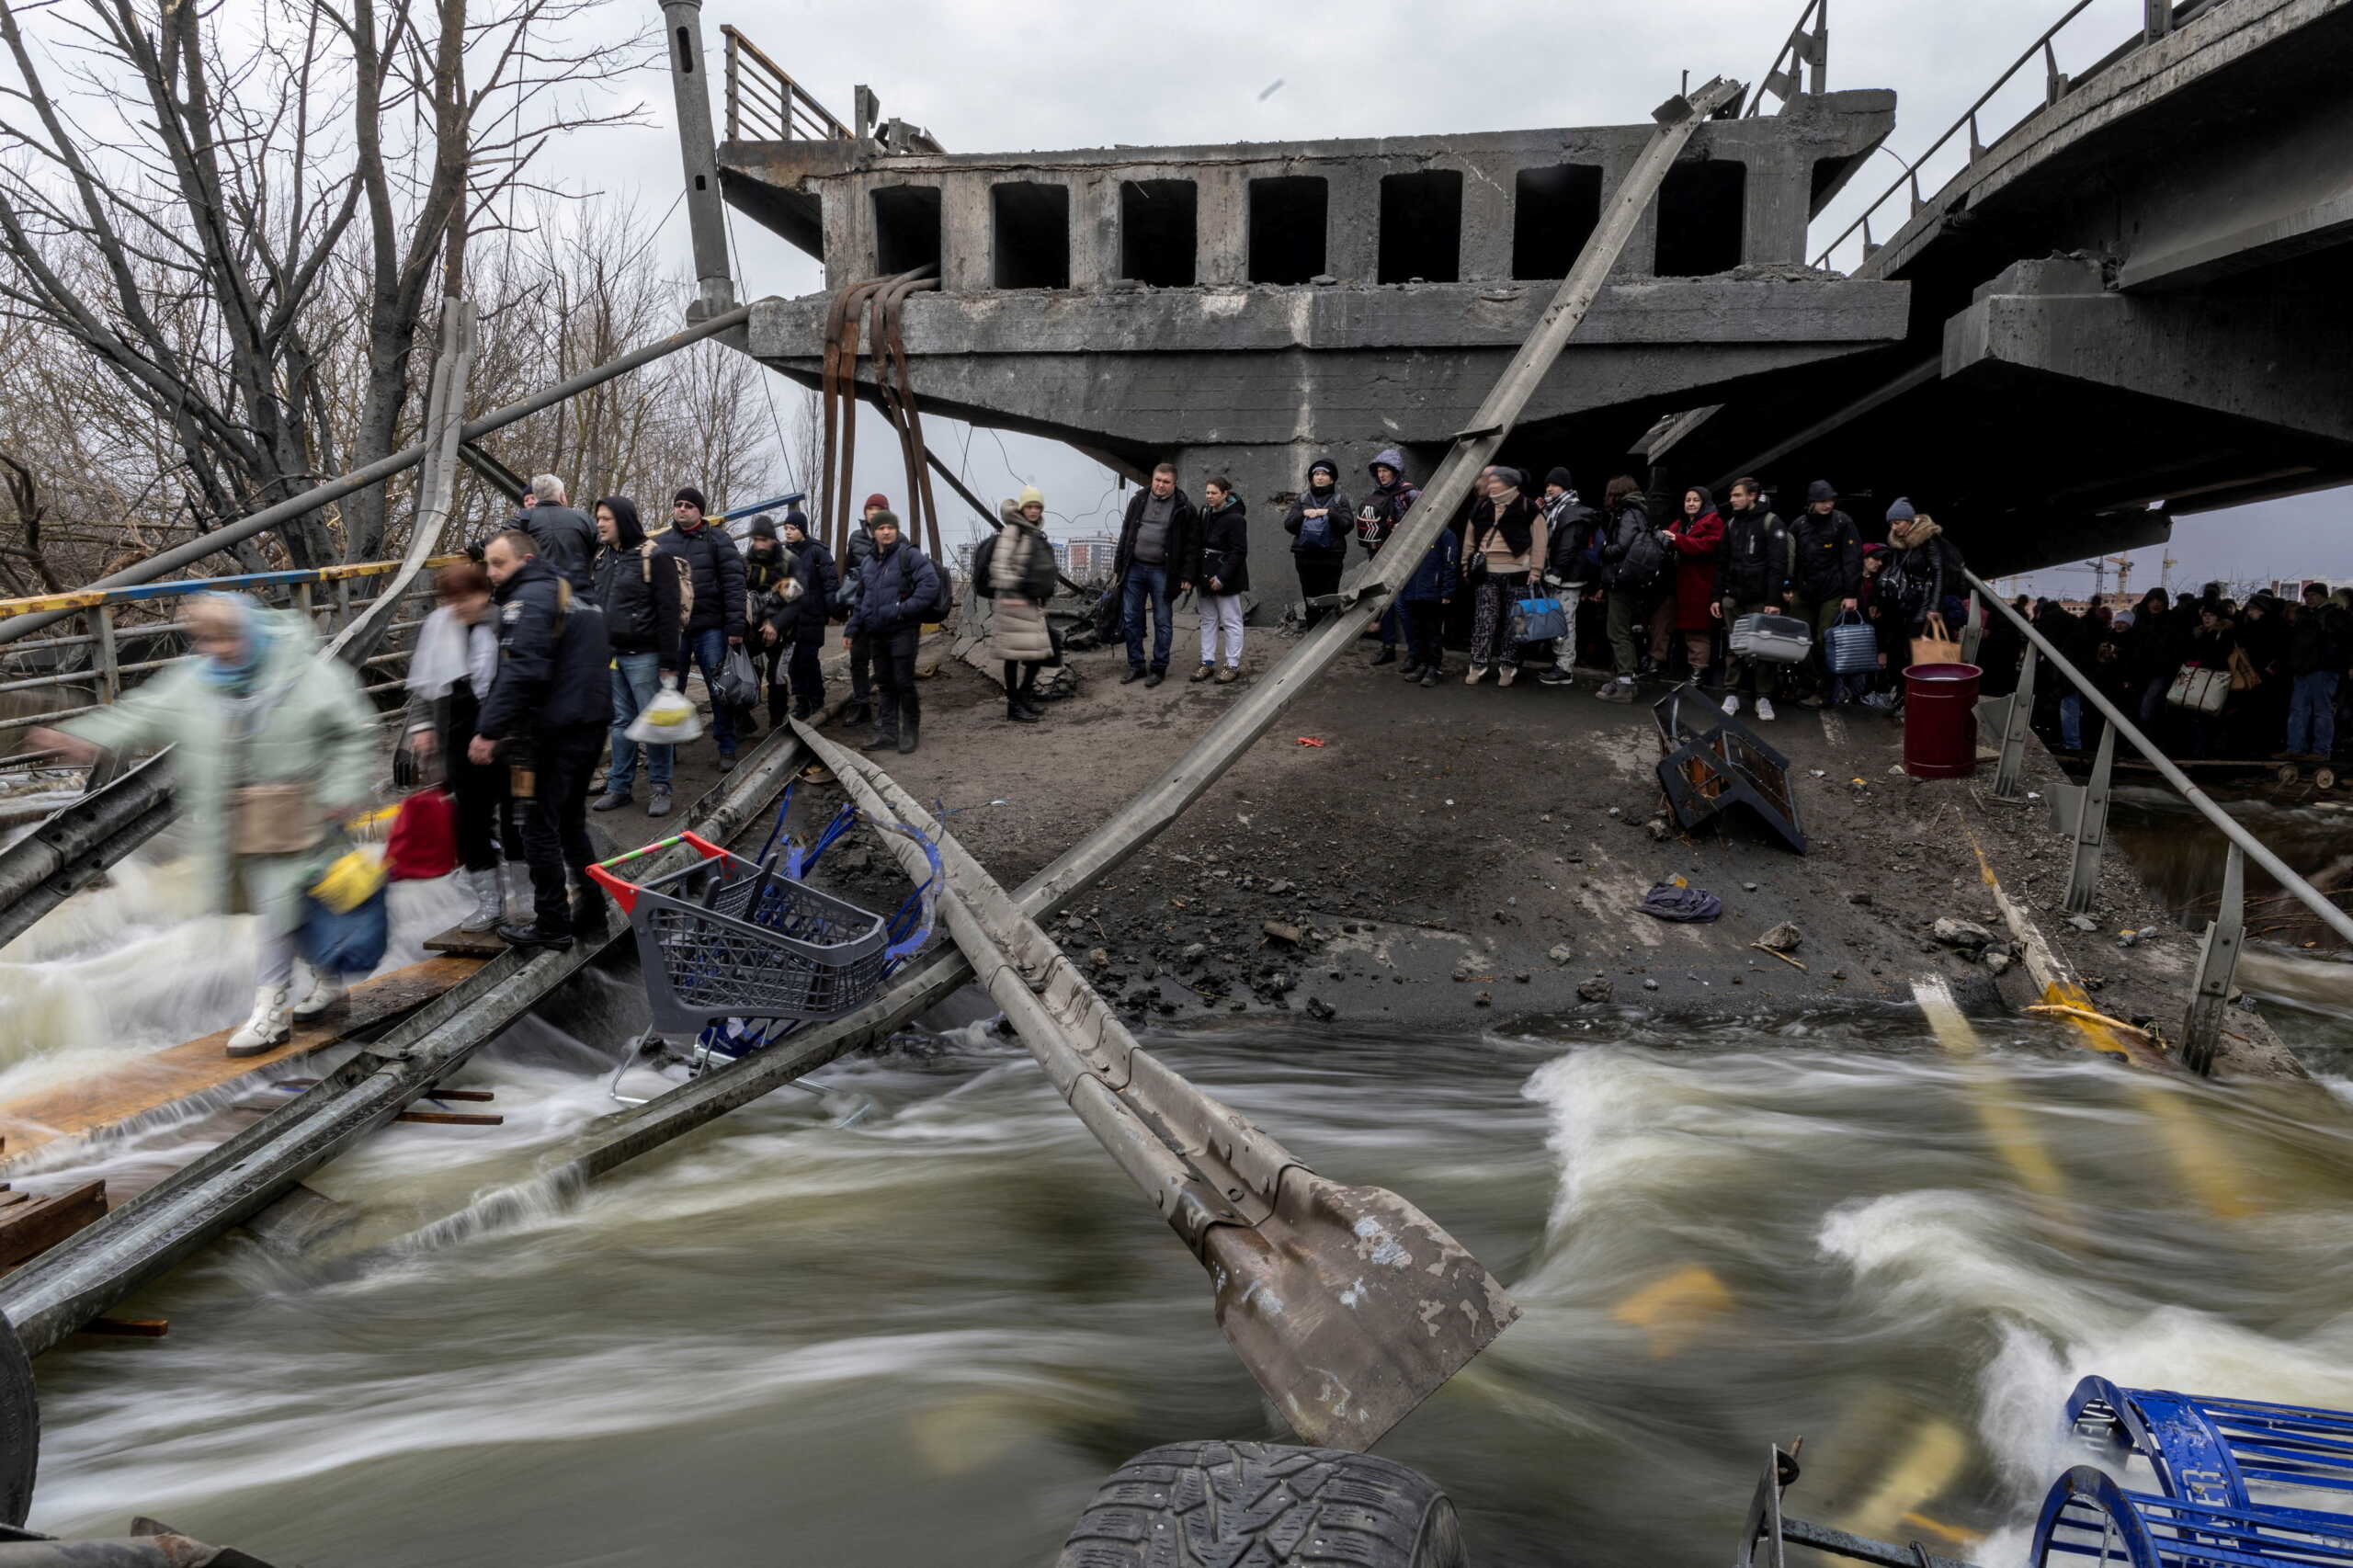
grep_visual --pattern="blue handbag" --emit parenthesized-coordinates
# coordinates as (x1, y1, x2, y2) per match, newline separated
(1824, 608, 1879, 675)
(298, 882, 390, 975)
(1511, 595, 1569, 643)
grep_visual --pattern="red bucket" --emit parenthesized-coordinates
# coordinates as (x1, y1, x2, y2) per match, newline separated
(1903, 662, 1983, 778)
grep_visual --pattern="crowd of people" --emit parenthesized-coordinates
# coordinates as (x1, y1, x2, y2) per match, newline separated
(2006, 581, 2351, 764)
(1088, 455, 1970, 717)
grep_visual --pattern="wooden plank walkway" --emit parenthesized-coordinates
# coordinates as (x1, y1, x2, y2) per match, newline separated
(0, 954, 484, 1170)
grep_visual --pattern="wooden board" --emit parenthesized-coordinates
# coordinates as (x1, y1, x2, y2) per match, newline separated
(0, 1179, 105, 1268)
(0, 955, 484, 1169)
(422, 925, 510, 958)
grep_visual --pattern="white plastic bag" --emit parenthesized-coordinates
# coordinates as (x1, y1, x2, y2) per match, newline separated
(625, 675, 704, 744)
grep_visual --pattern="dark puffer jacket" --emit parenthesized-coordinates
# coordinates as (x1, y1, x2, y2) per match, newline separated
(1112, 484, 1201, 583)
(478, 554, 612, 738)
(1791, 507, 1863, 603)
(589, 497, 682, 668)
(657, 519, 747, 641)
(1191, 495, 1250, 595)
(1401, 527, 1460, 603)
(847, 540, 944, 638)
(785, 536, 839, 646)
(1283, 459, 1353, 560)
(1718, 505, 1793, 606)
(515, 502, 597, 593)
(1356, 447, 1418, 558)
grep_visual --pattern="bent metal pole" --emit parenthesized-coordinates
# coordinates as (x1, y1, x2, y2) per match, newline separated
(0, 302, 757, 651)
(1966, 569, 2353, 949)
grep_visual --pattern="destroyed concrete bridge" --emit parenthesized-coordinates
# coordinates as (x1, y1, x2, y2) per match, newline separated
(704, 0, 2353, 574)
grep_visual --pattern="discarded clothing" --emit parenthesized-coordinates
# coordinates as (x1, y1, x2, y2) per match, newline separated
(1639, 883, 1722, 923)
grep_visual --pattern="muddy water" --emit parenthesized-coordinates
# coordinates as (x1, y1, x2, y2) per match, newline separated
(6, 811, 2353, 1566)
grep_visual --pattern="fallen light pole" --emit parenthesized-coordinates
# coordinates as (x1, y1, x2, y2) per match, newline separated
(805, 722, 1518, 1450)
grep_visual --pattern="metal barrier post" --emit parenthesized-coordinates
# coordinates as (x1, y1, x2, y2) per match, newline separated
(295, 581, 314, 625)
(2064, 721, 2115, 914)
(90, 606, 119, 704)
(1960, 589, 1985, 665)
(1995, 646, 2037, 799)
(335, 577, 352, 629)
(2181, 843, 2244, 1075)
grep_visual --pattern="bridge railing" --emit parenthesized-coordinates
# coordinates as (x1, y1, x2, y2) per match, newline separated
(1962, 569, 2353, 1075)
(0, 555, 463, 745)
(719, 25, 853, 143)
(1810, 0, 2222, 271)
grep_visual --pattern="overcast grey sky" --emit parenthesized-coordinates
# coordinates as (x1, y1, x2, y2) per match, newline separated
(535, 0, 2347, 582)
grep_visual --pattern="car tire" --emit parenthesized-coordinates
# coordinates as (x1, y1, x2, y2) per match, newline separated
(1056, 1438, 1466, 1567)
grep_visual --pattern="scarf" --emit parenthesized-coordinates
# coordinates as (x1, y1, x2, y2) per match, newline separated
(1889, 517, 1944, 549)
(408, 604, 498, 699)
(192, 593, 271, 694)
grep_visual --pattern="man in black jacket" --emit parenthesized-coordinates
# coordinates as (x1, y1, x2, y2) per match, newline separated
(779, 511, 838, 721)
(515, 474, 597, 592)
(1537, 467, 1598, 688)
(1716, 477, 1794, 719)
(846, 511, 942, 754)
(472, 530, 612, 950)
(2285, 582, 2348, 761)
(657, 486, 749, 771)
(837, 493, 889, 725)
(1111, 464, 1198, 686)
(588, 496, 683, 818)
(1790, 480, 1862, 707)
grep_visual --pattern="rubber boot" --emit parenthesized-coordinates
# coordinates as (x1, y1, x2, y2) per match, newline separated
(1006, 694, 1041, 723)
(861, 693, 900, 753)
(290, 964, 347, 1022)
(459, 868, 506, 932)
(897, 715, 919, 754)
(226, 982, 293, 1057)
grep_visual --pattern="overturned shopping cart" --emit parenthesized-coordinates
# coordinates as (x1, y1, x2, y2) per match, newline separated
(586, 788, 941, 1100)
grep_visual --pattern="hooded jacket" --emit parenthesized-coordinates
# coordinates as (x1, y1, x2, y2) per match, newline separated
(1881, 516, 1964, 631)
(1541, 488, 1602, 585)
(1401, 527, 1460, 604)
(590, 496, 684, 667)
(1356, 448, 1419, 557)
(847, 537, 945, 638)
(1599, 493, 1665, 589)
(1718, 500, 1792, 607)
(989, 504, 1057, 665)
(1283, 459, 1353, 559)
(1192, 492, 1250, 596)
(480, 553, 614, 738)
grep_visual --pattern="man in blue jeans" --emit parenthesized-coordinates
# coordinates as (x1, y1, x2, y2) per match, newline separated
(2283, 582, 2347, 762)
(589, 496, 684, 816)
(656, 486, 749, 771)
(1109, 463, 1199, 687)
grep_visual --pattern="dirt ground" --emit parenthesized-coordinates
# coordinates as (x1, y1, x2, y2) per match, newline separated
(749, 610, 2298, 1082)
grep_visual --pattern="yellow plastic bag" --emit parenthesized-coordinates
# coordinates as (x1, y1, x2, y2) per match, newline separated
(311, 848, 387, 915)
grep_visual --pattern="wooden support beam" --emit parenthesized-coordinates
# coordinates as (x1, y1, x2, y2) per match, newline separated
(0, 1181, 106, 1270)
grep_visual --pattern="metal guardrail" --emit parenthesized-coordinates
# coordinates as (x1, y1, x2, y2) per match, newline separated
(719, 25, 852, 142)
(0, 555, 460, 738)
(1745, 0, 1830, 116)
(1965, 568, 2353, 1074)
(1811, 0, 2214, 270)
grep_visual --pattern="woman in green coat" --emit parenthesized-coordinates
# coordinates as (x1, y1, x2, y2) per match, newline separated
(29, 593, 380, 1054)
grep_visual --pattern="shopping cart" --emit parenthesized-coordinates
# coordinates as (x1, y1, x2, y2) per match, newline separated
(2031, 1379, 2353, 1568)
(587, 787, 940, 1101)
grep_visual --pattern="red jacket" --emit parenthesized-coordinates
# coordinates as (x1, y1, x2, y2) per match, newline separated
(1669, 509, 1723, 630)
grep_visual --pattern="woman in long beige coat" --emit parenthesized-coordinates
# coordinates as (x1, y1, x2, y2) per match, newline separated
(992, 486, 1057, 723)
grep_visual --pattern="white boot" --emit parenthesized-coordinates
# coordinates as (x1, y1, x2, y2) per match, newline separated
(459, 868, 506, 932)
(290, 964, 348, 1022)
(226, 982, 293, 1057)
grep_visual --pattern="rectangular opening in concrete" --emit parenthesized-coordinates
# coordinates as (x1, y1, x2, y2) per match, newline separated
(873, 186, 943, 278)
(1248, 176, 1326, 285)
(992, 181, 1071, 289)
(1120, 179, 1198, 287)
(1655, 159, 1746, 276)
(1512, 165, 1602, 278)
(1378, 169, 1463, 284)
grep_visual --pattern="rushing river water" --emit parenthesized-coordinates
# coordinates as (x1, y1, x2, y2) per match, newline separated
(5, 789, 2353, 1567)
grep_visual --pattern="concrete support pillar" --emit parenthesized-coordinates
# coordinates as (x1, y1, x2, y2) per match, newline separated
(1325, 167, 1378, 285)
(1741, 153, 1809, 265)
(1604, 153, 1659, 278)
(1197, 167, 1248, 286)
(824, 177, 867, 288)
(1071, 172, 1115, 290)
(1461, 163, 1514, 282)
(942, 178, 992, 293)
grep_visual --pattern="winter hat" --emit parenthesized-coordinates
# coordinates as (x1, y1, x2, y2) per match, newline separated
(863, 493, 890, 513)
(1309, 458, 1337, 483)
(870, 509, 902, 532)
(1492, 466, 1525, 490)
(748, 513, 779, 540)
(781, 509, 810, 540)
(1017, 484, 1045, 509)
(674, 485, 707, 513)
(1885, 497, 1916, 525)
(1544, 466, 1574, 493)
(1807, 480, 1836, 504)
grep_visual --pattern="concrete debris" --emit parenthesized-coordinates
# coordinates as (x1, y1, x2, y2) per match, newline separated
(1548, 943, 1575, 965)
(1642, 978, 1661, 991)
(2066, 915, 2098, 933)
(1577, 978, 1613, 1003)
(1261, 921, 1304, 946)
(1984, 951, 2014, 974)
(1756, 922, 1802, 952)
(1303, 997, 1336, 1021)
(1933, 917, 1995, 949)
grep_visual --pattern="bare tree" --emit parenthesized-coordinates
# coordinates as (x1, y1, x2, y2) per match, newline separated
(0, 0, 651, 568)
